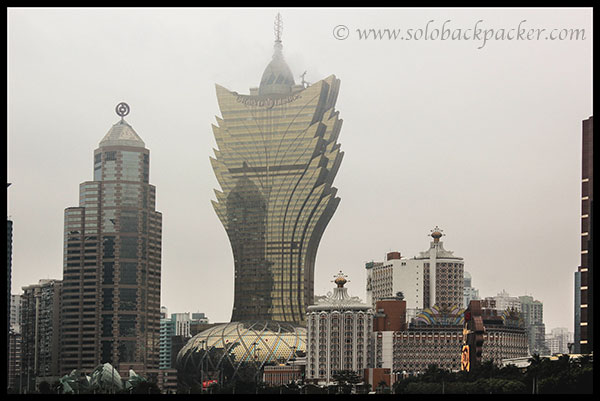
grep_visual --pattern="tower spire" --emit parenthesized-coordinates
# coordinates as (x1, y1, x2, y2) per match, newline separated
(273, 13, 283, 58)
(274, 12, 283, 43)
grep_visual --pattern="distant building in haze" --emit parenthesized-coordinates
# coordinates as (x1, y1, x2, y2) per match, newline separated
(463, 271, 480, 308)
(546, 327, 573, 355)
(519, 295, 549, 356)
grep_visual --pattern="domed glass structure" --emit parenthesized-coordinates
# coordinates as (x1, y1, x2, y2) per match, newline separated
(176, 321, 306, 386)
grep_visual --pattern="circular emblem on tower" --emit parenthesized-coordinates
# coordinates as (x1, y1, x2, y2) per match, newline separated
(115, 102, 130, 119)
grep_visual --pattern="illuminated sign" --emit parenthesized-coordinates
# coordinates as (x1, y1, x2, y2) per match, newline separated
(202, 379, 218, 389)
(461, 345, 470, 371)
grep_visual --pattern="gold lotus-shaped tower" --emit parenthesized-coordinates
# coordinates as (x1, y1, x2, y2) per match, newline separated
(210, 14, 344, 325)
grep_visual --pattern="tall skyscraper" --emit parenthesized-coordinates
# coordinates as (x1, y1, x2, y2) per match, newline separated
(576, 115, 593, 354)
(60, 103, 162, 376)
(210, 14, 343, 324)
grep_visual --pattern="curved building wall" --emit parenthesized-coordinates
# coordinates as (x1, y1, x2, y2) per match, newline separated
(210, 77, 344, 324)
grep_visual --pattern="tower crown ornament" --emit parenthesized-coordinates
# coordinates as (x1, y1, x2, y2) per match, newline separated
(333, 270, 348, 288)
(430, 226, 445, 242)
(115, 102, 130, 120)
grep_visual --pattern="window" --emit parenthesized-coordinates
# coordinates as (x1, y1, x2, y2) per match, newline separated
(120, 262, 137, 285)
(119, 314, 137, 336)
(103, 262, 114, 285)
(119, 288, 137, 311)
(121, 236, 138, 259)
(118, 341, 136, 362)
(102, 288, 114, 311)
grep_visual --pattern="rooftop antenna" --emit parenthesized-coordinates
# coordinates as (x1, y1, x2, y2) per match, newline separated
(300, 71, 309, 88)
(274, 12, 283, 43)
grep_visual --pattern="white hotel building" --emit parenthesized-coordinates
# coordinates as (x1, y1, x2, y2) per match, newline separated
(306, 272, 373, 385)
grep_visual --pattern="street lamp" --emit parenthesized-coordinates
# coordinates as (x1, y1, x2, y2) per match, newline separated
(252, 341, 261, 394)
(199, 340, 206, 393)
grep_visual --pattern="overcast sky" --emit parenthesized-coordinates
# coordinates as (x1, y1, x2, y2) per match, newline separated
(7, 7, 592, 332)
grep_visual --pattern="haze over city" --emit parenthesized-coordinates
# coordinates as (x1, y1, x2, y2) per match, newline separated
(7, 7, 592, 334)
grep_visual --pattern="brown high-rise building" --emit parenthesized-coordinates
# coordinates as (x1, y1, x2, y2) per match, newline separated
(60, 103, 162, 376)
(576, 116, 593, 354)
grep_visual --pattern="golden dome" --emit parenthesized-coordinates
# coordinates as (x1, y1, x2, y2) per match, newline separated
(334, 271, 348, 287)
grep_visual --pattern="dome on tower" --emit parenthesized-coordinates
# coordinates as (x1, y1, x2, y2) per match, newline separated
(258, 13, 295, 96)
(99, 119, 145, 148)
(258, 48, 295, 96)
(99, 103, 145, 148)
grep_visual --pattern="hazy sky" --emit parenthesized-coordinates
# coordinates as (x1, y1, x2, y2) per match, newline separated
(7, 7, 592, 332)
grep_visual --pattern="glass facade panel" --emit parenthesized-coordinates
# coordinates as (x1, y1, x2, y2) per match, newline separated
(119, 288, 137, 311)
(103, 262, 114, 285)
(102, 288, 114, 311)
(118, 314, 137, 336)
(118, 340, 136, 362)
(120, 236, 138, 259)
(120, 210, 138, 232)
(103, 236, 115, 258)
(120, 262, 137, 285)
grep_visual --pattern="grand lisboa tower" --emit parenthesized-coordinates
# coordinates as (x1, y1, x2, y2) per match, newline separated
(177, 14, 344, 386)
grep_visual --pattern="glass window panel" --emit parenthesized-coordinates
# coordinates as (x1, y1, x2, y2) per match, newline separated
(120, 262, 137, 285)
(102, 288, 114, 311)
(120, 236, 138, 258)
(103, 262, 114, 285)
(118, 340, 136, 362)
(119, 288, 137, 311)
(118, 314, 137, 336)
(120, 211, 138, 232)
(103, 236, 115, 258)
(102, 314, 113, 337)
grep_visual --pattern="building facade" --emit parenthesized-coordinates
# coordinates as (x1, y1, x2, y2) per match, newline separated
(484, 290, 522, 313)
(576, 115, 593, 354)
(159, 316, 176, 370)
(463, 271, 480, 308)
(60, 103, 162, 376)
(7, 194, 13, 380)
(546, 327, 573, 355)
(210, 15, 344, 324)
(519, 295, 548, 355)
(306, 272, 373, 385)
(366, 252, 423, 317)
(8, 330, 22, 391)
(371, 298, 527, 377)
(20, 279, 63, 386)
(366, 227, 465, 319)
(8, 294, 23, 390)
